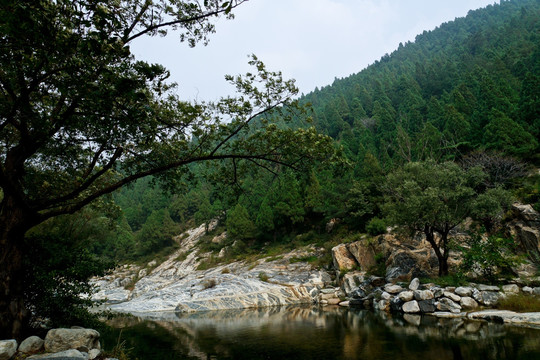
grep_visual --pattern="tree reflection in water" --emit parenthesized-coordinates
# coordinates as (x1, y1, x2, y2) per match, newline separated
(103, 306, 540, 360)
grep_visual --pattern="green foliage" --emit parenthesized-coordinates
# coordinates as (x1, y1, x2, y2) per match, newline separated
(226, 204, 256, 240)
(457, 232, 522, 281)
(135, 209, 179, 257)
(366, 218, 386, 236)
(258, 272, 269, 282)
(24, 212, 114, 329)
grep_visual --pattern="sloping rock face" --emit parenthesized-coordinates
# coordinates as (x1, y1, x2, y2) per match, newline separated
(507, 203, 540, 264)
(92, 222, 331, 315)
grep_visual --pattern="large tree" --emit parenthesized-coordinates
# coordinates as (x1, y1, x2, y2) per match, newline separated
(0, 0, 338, 338)
(382, 161, 510, 276)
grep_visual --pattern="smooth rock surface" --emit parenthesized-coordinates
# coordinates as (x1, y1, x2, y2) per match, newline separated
(455, 287, 473, 297)
(409, 278, 420, 291)
(402, 300, 420, 313)
(27, 349, 87, 359)
(444, 291, 461, 302)
(398, 291, 414, 302)
(477, 284, 500, 292)
(502, 284, 519, 294)
(19, 336, 44, 354)
(417, 299, 436, 313)
(437, 298, 462, 313)
(384, 284, 403, 294)
(347, 241, 376, 271)
(480, 291, 500, 306)
(460, 296, 479, 310)
(0, 340, 17, 360)
(331, 244, 358, 271)
(467, 310, 540, 326)
(45, 328, 100, 353)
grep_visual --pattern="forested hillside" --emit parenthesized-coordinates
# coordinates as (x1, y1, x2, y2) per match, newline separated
(93, 0, 540, 263)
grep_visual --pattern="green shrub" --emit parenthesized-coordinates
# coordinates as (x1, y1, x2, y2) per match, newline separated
(366, 217, 386, 236)
(457, 232, 522, 282)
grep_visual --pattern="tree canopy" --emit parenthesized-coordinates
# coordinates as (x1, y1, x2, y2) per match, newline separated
(0, 0, 338, 338)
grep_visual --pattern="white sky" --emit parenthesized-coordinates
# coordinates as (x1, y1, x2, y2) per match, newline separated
(131, 0, 497, 101)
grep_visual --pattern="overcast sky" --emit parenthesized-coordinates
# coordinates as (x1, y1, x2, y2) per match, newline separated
(131, 0, 496, 101)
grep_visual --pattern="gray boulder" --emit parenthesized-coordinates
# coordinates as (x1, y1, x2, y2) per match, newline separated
(455, 286, 473, 297)
(477, 284, 500, 292)
(19, 336, 44, 354)
(502, 284, 519, 294)
(418, 299, 436, 313)
(437, 298, 462, 313)
(45, 328, 100, 353)
(0, 340, 17, 360)
(444, 291, 461, 302)
(27, 349, 87, 359)
(480, 291, 500, 306)
(398, 291, 414, 302)
(384, 284, 403, 294)
(331, 244, 358, 271)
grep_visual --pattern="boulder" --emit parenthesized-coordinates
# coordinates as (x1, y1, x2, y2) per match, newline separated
(331, 244, 358, 271)
(418, 299, 436, 313)
(348, 241, 376, 271)
(19, 336, 44, 354)
(523, 286, 533, 294)
(409, 278, 420, 291)
(390, 297, 404, 313)
(385, 249, 430, 282)
(402, 300, 420, 313)
(341, 271, 366, 295)
(431, 287, 444, 298)
(477, 284, 500, 292)
(377, 299, 390, 312)
(413, 290, 434, 301)
(443, 291, 461, 303)
(45, 328, 100, 353)
(437, 298, 462, 313)
(533, 287, 540, 296)
(403, 314, 421, 326)
(455, 286, 473, 297)
(512, 203, 539, 222)
(384, 284, 403, 294)
(381, 291, 392, 301)
(338, 301, 350, 307)
(480, 291, 500, 306)
(27, 349, 87, 359)
(502, 284, 519, 294)
(460, 297, 479, 310)
(327, 298, 341, 305)
(398, 291, 414, 302)
(0, 340, 17, 360)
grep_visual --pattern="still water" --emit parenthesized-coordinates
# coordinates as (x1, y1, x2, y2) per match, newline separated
(103, 306, 540, 360)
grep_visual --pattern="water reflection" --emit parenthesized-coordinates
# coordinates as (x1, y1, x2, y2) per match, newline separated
(104, 306, 540, 360)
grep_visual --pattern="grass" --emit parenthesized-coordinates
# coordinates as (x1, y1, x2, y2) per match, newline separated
(496, 293, 540, 312)
(419, 274, 468, 288)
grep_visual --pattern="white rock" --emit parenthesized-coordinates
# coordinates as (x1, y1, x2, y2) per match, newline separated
(455, 287, 473, 297)
(437, 298, 462, 313)
(409, 278, 420, 291)
(0, 340, 17, 360)
(27, 349, 87, 359)
(460, 296, 479, 310)
(89, 348, 101, 360)
(381, 291, 392, 300)
(477, 284, 500, 292)
(338, 301, 350, 307)
(402, 300, 420, 313)
(523, 286, 533, 294)
(502, 284, 519, 294)
(384, 284, 404, 294)
(398, 291, 414, 302)
(444, 291, 461, 302)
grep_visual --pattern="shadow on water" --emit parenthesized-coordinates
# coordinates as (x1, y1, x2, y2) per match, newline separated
(102, 306, 540, 360)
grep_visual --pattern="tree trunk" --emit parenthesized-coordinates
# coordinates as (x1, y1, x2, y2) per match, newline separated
(424, 225, 449, 277)
(0, 201, 32, 340)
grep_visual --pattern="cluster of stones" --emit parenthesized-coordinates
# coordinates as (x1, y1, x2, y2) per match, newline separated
(345, 275, 540, 317)
(0, 327, 117, 360)
(317, 287, 349, 307)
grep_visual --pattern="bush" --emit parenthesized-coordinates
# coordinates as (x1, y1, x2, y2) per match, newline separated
(366, 217, 386, 235)
(457, 232, 522, 282)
